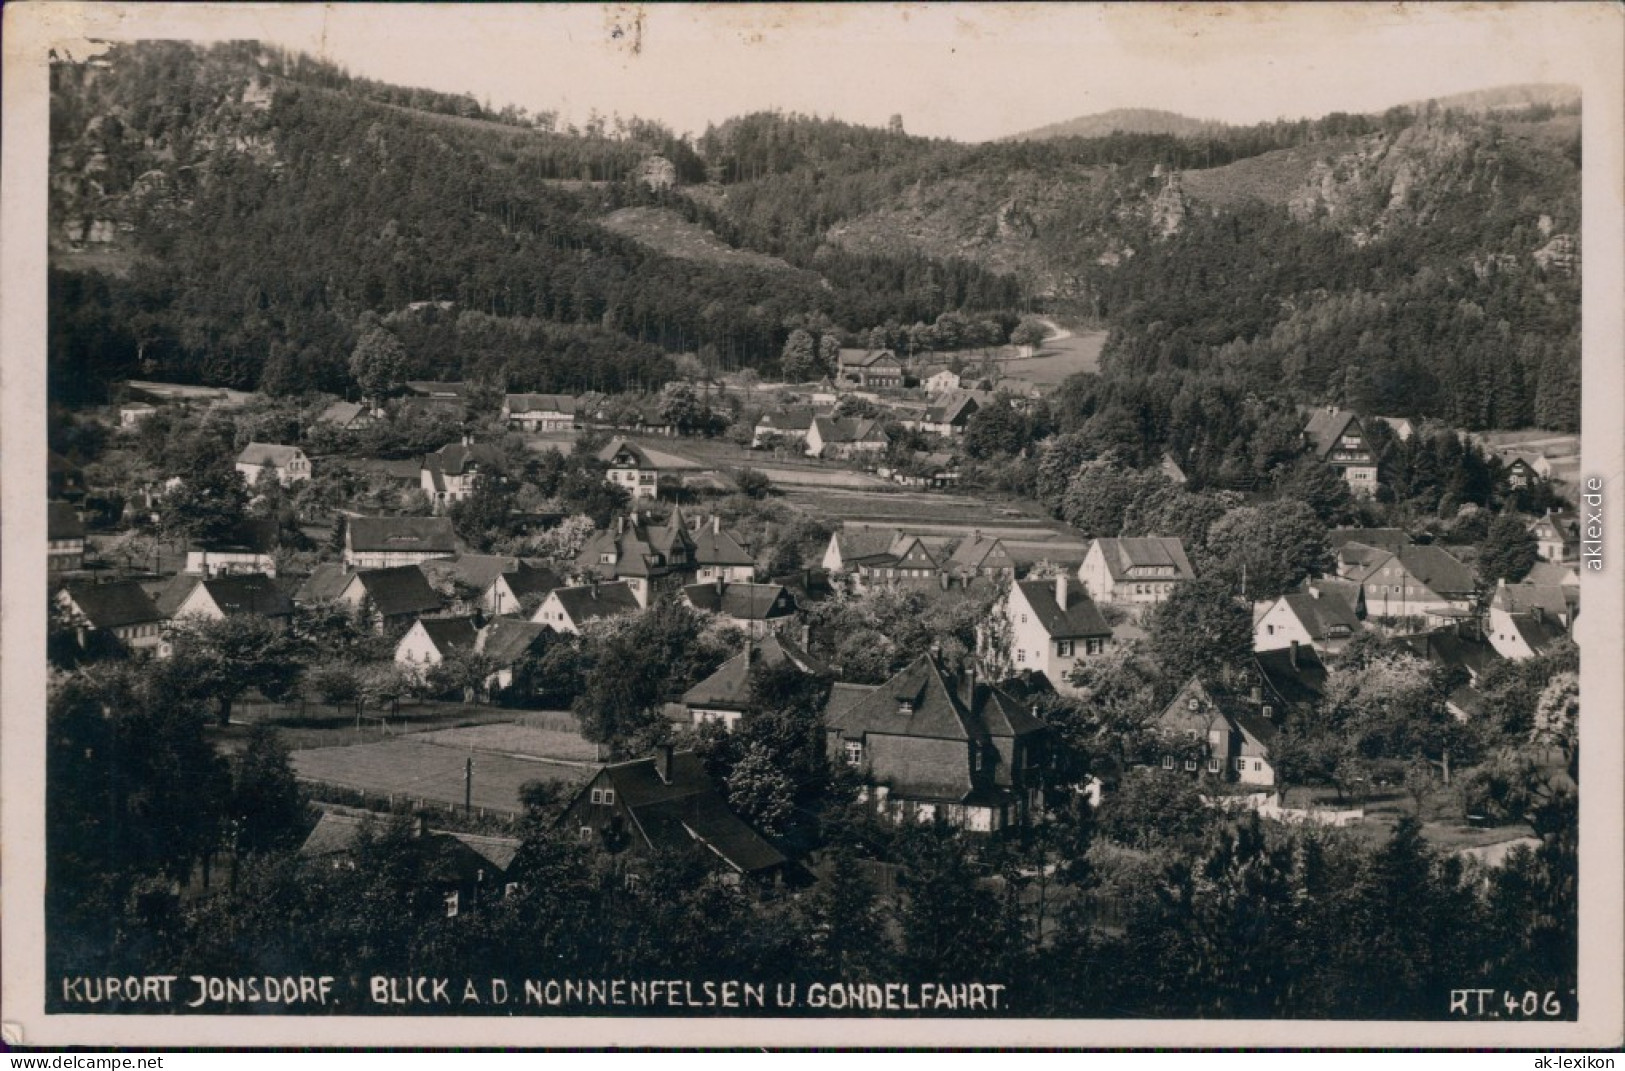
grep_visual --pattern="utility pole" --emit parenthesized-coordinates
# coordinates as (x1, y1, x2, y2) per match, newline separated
(464, 755, 473, 816)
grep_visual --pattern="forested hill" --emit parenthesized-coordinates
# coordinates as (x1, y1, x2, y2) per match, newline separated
(49, 41, 1580, 431)
(1007, 108, 1231, 142)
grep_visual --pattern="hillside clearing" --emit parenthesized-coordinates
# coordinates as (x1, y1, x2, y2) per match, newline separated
(601, 206, 799, 273)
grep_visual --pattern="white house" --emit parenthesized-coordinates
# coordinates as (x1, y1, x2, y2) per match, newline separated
(235, 443, 311, 487)
(1529, 510, 1579, 563)
(119, 402, 158, 427)
(1155, 677, 1278, 787)
(805, 417, 888, 461)
(1303, 407, 1378, 497)
(1077, 536, 1196, 606)
(751, 408, 817, 449)
(691, 516, 758, 583)
(984, 576, 1112, 694)
(530, 581, 643, 634)
(681, 579, 797, 639)
(1253, 591, 1360, 655)
(922, 368, 962, 396)
(421, 440, 503, 510)
(167, 573, 294, 630)
(502, 393, 578, 432)
(395, 616, 481, 679)
(1486, 580, 1572, 661)
(597, 438, 680, 501)
(54, 580, 165, 652)
(481, 564, 561, 618)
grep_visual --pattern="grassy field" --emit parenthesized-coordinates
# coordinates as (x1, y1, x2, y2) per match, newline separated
(414, 717, 602, 763)
(989, 326, 1107, 385)
(787, 487, 1090, 564)
(290, 736, 591, 816)
(602, 206, 799, 273)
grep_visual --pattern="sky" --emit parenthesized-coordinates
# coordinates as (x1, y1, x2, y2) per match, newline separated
(40, 3, 1602, 141)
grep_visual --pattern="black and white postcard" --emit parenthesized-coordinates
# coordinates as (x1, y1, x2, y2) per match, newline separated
(3, 1, 1621, 1049)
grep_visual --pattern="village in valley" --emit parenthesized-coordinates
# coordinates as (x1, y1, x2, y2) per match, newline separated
(41, 38, 1583, 1018)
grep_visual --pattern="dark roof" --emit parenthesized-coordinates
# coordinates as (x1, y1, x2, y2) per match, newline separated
(347, 516, 457, 554)
(48, 501, 84, 541)
(1092, 537, 1196, 582)
(1303, 407, 1364, 460)
(416, 615, 481, 654)
(1304, 577, 1364, 619)
(683, 633, 830, 711)
(812, 416, 887, 445)
(193, 574, 294, 618)
(756, 408, 816, 432)
(194, 518, 278, 555)
(295, 562, 355, 604)
(421, 554, 519, 594)
(317, 400, 366, 427)
(839, 349, 901, 368)
(683, 581, 797, 621)
(489, 564, 561, 601)
(424, 441, 503, 478)
(404, 380, 468, 398)
(1252, 647, 1328, 707)
(301, 811, 520, 873)
(592, 751, 785, 874)
(691, 523, 755, 567)
(505, 393, 577, 414)
(154, 573, 202, 617)
(1328, 527, 1412, 551)
(550, 582, 642, 624)
(350, 457, 424, 483)
(62, 579, 164, 628)
(237, 442, 305, 468)
(1395, 629, 1504, 678)
(947, 533, 1011, 573)
(1016, 579, 1111, 639)
(356, 565, 444, 618)
(1394, 545, 1475, 596)
(477, 617, 549, 666)
(829, 655, 1043, 745)
(596, 437, 702, 471)
(1279, 591, 1360, 638)
(1491, 581, 1569, 619)
(1512, 614, 1569, 654)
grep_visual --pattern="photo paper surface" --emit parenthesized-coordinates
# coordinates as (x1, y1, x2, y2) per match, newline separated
(3, 2, 1621, 1049)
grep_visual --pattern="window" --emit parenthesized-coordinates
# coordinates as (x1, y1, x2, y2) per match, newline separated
(1020, 614, 1028, 624)
(844, 741, 864, 767)
(897, 700, 914, 715)
(1056, 639, 1075, 657)
(590, 788, 604, 805)
(1086, 638, 1105, 655)
(1184, 759, 1198, 772)
(1262, 705, 1274, 718)
(1016, 649, 1026, 663)
(1252, 760, 1262, 772)
(1161, 755, 1175, 770)
(1233, 757, 1243, 772)
(504, 882, 519, 898)
(1266, 624, 1275, 636)
(444, 891, 460, 918)
(579, 826, 593, 843)
(1208, 758, 1221, 773)
(1188, 698, 1200, 711)
(602, 789, 615, 805)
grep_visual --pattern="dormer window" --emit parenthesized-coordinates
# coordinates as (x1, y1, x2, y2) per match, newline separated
(844, 740, 864, 766)
(897, 700, 914, 715)
(1188, 698, 1200, 711)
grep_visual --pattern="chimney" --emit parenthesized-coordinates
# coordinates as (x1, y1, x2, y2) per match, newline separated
(713, 515, 721, 534)
(801, 622, 812, 649)
(415, 813, 430, 838)
(1055, 574, 1068, 609)
(655, 744, 674, 785)
(715, 575, 725, 597)
(961, 664, 978, 706)
(1533, 605, 1544, 626)
(1289, 640, 1300, 670)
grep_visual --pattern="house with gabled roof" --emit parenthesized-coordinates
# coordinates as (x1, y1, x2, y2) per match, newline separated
(49, 451, 87, 502)
(1155, 677, 1279, 786)
(476, 617, 552, 692)
(55, 580, 165, 652)
(168, 573, 295, 630)
(921, 367, 962, 396)
(683, 632, 830, 731)
(421, 440, 504, 511)
(597, 437, 702, 501)
(805, 416, 889, 461)
(394, 615, 481, 679)
(681, 579, 797, 637)
(1487, 579, 1573, 661)
(555, 746, 786, 880)
(421, 554, 521, 612)
(501, 393, 578, 432)
(531, 580, 643, 634)
(822, 528, 909, 575)
(751, 408, 817, 449)
(1253, 589, 1361, 655)
(575, 509, 696, 607)
(48, 501, 85, 575)
(918, 395, 979, 438)
(1077, 536, 1196, 606)
(184, 518, 279, 578)
(481, 563, 562, 618)
(1250, 645, 1328, 716)
(315, 399, 375, 430)
(689, 515, 757, 583)
(1328, 527, 1413, 555)
(235, 442, 311, 487)
(836, 349, 904, 389)
(1529, 510, 1579, 563)
(344, 515, 458, 569)
(824, 655, 1048, 833)
(849, 532, 947, 590)
(946, 531, 1017, 581)
(1303, 406, 1378, 497)
(983, 576, 1112, 694)
(1341, 542, 1476, 626)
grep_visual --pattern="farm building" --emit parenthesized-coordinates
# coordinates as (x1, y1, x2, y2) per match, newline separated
(235, 443, 311, 487)
(683, 631, 829, 731)
(531, 581, 643, 633)
(344, 516, 458, 569)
